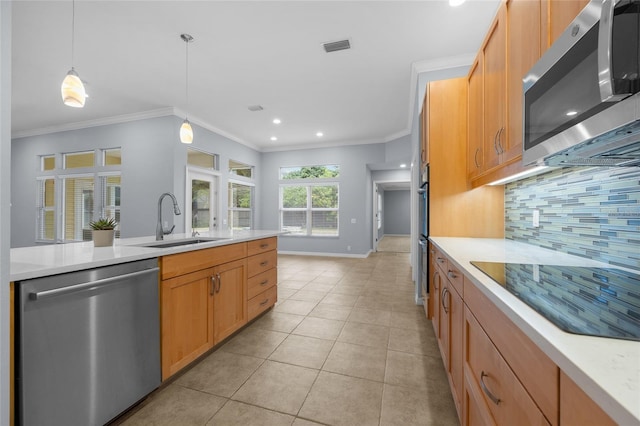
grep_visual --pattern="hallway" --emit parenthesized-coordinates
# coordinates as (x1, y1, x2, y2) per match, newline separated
(119, 253, 457, 426)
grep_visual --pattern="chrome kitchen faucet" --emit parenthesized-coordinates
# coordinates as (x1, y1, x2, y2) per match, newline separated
(156, 192, 181, 240)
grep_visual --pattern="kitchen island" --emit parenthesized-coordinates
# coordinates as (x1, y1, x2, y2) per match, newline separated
(430, 237, 639, 426)
(9, 230, 281, 426)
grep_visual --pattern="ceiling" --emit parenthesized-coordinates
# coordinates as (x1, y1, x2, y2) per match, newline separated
(11, 0, 500, 151)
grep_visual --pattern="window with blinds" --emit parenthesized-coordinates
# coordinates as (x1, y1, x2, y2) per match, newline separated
(36, 148, 122, 243)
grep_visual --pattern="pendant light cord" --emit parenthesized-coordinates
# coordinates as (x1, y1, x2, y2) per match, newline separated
(71, 0, 76, 68)
(185, 37, 189, 120)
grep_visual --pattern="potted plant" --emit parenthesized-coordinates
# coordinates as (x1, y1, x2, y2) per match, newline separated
(90, 217, 118, 247)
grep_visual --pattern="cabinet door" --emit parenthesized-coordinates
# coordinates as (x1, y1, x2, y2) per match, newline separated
(439, 283, 451, 372)
(468, 58, 484, 179)
(213, 258, 248, 344)
(547, 0, 590, 47)
(483, 4, 507, 172)
(432, 269, 441, 338)
(450, 284, 464, 417)
(506, 0, 541, 162)
(161, 268, 214, 380)
(560, 371, 616, 426)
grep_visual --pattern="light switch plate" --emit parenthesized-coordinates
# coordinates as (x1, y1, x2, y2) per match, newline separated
(533, 210, 540, 227)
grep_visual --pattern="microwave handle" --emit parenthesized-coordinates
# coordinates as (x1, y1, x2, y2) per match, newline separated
(598, 0, 630, 102)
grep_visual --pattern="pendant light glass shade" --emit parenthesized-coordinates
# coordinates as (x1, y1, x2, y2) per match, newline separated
(61, 67, 86, 108)
(180, 119, 194, 144)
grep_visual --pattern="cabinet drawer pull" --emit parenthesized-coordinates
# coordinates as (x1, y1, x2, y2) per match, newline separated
(441, 287, 449, 313)
(215, 273, 221, 293)
(436, 257, 446, 264)
(474, 147, 480, 168)
(433, 271, 439, 290)
(260, 279, 269, 286)
(210, 276, 216, 296)
(259, 298, 270, 306)
(260, 243, 269, 249)
(447, 270, 458, 279)
(496, 127, 504, 154)
(260, 261, 269, 267)
(480, 371, 501, 405)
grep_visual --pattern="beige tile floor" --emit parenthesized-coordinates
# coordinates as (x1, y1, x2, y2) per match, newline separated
(118, 253, 458, 426)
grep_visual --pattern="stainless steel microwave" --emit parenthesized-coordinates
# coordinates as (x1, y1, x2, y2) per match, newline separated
(523, 0, 640, 167)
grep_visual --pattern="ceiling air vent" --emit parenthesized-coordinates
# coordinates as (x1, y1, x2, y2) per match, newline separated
(323, 39, 351, 53)
(247, 105, 264, 112)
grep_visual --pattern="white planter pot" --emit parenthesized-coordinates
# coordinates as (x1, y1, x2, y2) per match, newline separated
(93, 229, 115, 247)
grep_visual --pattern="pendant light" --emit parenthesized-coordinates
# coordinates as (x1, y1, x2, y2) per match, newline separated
(180, 33, 194, 144)
(61, 0, 86, 108)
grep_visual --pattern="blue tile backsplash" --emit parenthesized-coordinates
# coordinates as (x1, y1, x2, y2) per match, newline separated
(505, 166, 640, 270)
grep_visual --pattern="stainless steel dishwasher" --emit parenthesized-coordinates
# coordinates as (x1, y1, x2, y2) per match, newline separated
(16, 258, 161, 426)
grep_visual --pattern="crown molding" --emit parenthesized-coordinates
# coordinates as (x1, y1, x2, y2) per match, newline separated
(11, 108, 176, 139)
(260, 136, 388, 153)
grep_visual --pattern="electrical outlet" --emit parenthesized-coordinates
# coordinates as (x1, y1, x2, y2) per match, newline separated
(347, 245, 351, 251)
(351, 218, 356, 224)
(533, 209, 540, 227)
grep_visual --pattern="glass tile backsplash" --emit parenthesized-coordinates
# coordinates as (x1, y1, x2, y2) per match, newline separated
(505, 166, 640, 270)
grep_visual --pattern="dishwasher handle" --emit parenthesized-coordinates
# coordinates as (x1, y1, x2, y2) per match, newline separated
(29, 267, 160, 301)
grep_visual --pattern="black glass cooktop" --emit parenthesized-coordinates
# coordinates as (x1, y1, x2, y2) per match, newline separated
(471, 261, 640, 341)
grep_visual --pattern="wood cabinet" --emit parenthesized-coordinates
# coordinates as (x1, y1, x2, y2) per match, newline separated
(505, 0, 542, 163)
(159, 239, 277, 380)
(545, 0, 590, 47)
(464, 306, 550, 426)
(212, 258, 248, 343)
(432, 244, 464, 419)
(559, 371, 616, 426)
(467, 59, 484, 180)
(161, 267, 215, 379)
(247, 237, 278, 321)
(482, 4, 507, 173)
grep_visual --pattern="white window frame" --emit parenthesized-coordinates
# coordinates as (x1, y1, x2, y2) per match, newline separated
(228, 179, 254, 231)
(279, 182, 339, 237)
(185, 166, 220, 235)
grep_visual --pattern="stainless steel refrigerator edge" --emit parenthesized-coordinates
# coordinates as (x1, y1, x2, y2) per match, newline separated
(16, 258, 161, 426)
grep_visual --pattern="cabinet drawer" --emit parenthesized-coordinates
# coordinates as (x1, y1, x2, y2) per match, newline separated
(248, 268, 277, 300)
(433, 245, 449, 274)
(161, 242, 247, 280)
(464, 279, 558, 424)
(465, 306, 551, 426)
(247, 237, 277, 257)
(247, 250, 277, 278)
(248, 285, 277, 321)
(445, 262, 464, 296)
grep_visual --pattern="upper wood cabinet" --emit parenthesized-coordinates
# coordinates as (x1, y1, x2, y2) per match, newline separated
(482, 4, 507, 173)
(467, 59, 484, 180)
(546, 0, 590, 47)
(505, 0, 542, 163)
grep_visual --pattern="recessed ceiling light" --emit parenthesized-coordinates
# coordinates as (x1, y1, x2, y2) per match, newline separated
(316, 132, 323, 137)
(400, 163, 407, 168)
(270, 136, 277, 141)
(566, 110, 578, 116)
(273, 118, 281, 124)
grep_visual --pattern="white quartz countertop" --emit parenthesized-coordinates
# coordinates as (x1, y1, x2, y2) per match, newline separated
(10, 230, 282, 282)
(429, 237, 640, 425)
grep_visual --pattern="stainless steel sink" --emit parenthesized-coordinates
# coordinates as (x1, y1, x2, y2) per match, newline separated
(135, 237, 229, 248)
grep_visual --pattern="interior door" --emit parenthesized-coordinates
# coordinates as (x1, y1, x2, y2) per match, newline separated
(186, 168, 218, 234)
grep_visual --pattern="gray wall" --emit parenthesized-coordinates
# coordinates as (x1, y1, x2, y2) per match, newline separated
(261, 144, 386, 255)
(383, 190, 410, 235)
(11, 115, 261, 247)
(0, 2, 11, 423)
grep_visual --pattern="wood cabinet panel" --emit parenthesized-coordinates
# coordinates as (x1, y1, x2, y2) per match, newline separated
(247, 237, 278, 257)
(465, 306, 551, 426)
(464, 367, 497, 426)
(560, 371, 616, 426)
(547, 0, 590, 47)
(449, 283, 464, 418)
(213, 259, 248, 344)
(506, 0, 542, 162)
(247, 250, 277, 278)
(161, 268, 214, 379)
(248, 268, 277, 300)
(161, 242, 247, 280)
(482, 5, 507, 172)
(468, 59, 484, 179)
(248, 285, 278, 321)
(464, 279, 558, 424)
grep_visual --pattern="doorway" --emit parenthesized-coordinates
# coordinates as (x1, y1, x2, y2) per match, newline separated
(185, 168, 219, 235)
(372, 180, 411, 252)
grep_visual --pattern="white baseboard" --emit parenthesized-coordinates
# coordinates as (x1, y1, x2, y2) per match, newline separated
(278, 250, 373, 259)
